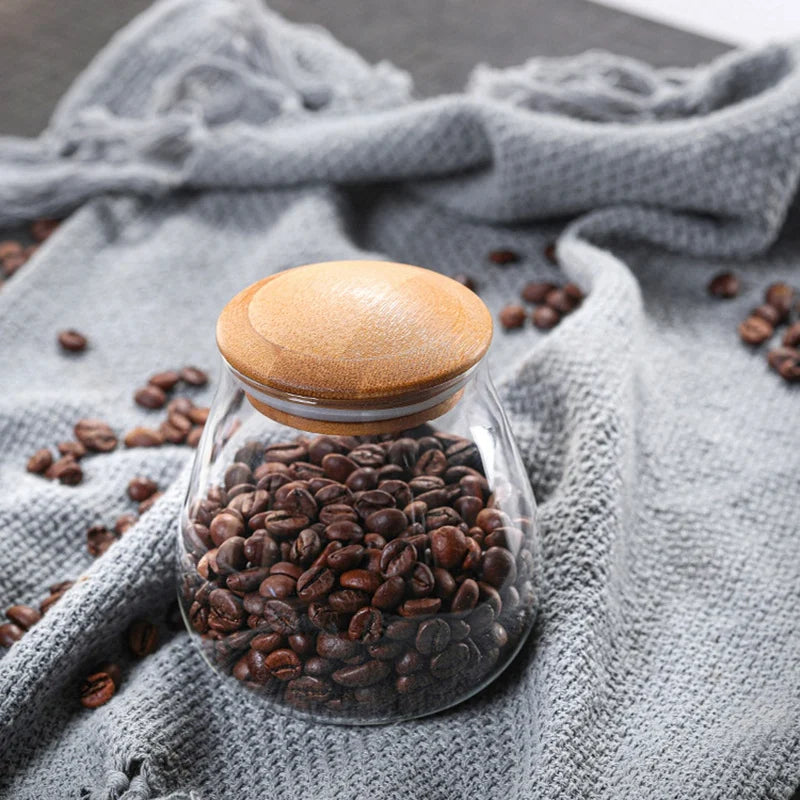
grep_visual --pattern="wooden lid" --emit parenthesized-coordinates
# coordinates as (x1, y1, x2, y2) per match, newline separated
(216, 261, 492, 425)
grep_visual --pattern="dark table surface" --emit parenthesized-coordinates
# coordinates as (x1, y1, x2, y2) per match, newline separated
(0, 0, 730, 137)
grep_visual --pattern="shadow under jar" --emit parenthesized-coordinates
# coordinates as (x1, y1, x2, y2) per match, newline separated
(178, 260, 541, 724)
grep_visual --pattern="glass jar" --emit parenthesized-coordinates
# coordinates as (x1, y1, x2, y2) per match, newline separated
(178, 261, 540, 724)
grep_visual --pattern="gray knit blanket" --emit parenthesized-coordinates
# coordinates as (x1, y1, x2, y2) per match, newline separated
(1, 1, 799, 798)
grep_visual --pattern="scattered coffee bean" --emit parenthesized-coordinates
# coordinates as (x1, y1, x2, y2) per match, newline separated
(180, 427, 536, 721)
(783, 322, 800, 348)
(138, 491, 163, 514)
(74, 419, 117, 452)
(544, 288, 577, 314)
(738, 315, 773, 346)
(707, 272, 740, 299)
(115, 513, 138, 534)
(57, 441, 87, 459)
(58, 329, 88, 352)
(777, 350, 800, 382)
(80, 671, 116, 708)
(0, 240, 22, 260)
(532, 306, 560, 330)
(148, 370, 181, 391)
(489, 249, 520, 265)
(563, 283, 584, 304)
(6, 604, 41, 630)
(180, 366, 208, 386)
(45, 456, 83, 485)
(27, 448, 53, 474)
(134, 385, 167, 409)
(124, 427, 164, 447)
(127, 620, 158, 657)
(765, 283, 795, 318)
(128, 477, 158, 502)
(87, 524, 117, 557)
(499, 304, 526, 330)
(751, 304, 781, 326)
(0, 623, 24, 647)
(521, 281, 556, 304)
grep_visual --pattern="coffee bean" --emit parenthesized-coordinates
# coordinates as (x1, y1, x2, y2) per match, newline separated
(488, 249, 520, 265)
(124, 427, 164, 447)
(148, 370, 181, 391)
(75, 418, 117, 452)
(276, 486, 318, 518)
(739, 315, 773, 345)
(765, 283, 795, 317)
(317, 632, 361, 660)
(286, 676, 333, 704)
(80, 671, 116, 708)
(752, 304, 782, 326)
(227, 567, 271, 595)
(349, 443, 386, 468)
(321, 453, 358, 482)
(430, 643, 470, 677)
(521, 281, 556, 304)
(134, 385, 167, 409)
(365, 508, 408, 538)
(216, 536, 247, 575)
(544, 288, 577, 314)
(326, 544, 365, 572)
(452, 578, 479, 612)
(416, 618, 450, 655)
(430, 526, 468, 569)
(26, 448, 53, 474)
(271, 562, 304, 580)
(433, 567, 457, 600)
(264, 510, 309, 539)
(0, 622, 24, 647)
(6, 604, 40, 630)
(414, 450, 447, 478)
(399, 597, 442, 617)
(331, 660, 390, 687)
(532, 306, 560, 330)
(87, 524, 116, 556)
(290, 528, 322, 565)
(265, 648, 302, 680)
(325, 520, 364, 543)
(304, 656, 336, 676)
(0, 240, 22, 259)
(767, 346, 800, 372)
(58, 329, 88, 352)
(329, 589, 371, 613)
(346, 467, 378, 492)
(340, 569, 381, 594)
(395, 649, 424, 675)
(209, 512, 245, 546)
(127, 620, 158, 657)
(453, 274, 476, 291)
(777, 352, 800, 382)
(243, 530, 279, 567)
(348, 607, 383, 643)
(707, 272, 739, 298)
(783, 322, 800, 348)
(377, 480, 412, 508)
(499, 304, 526, 330)
(137, 491, 162, 514)
(43, 455, 82, 485)
(180, 366, 208, 386)
(296, 565, 335, 602)
(128, 476, 158, 502)
(265, 441, 309, 464)
(371, 576, 406, 610)
(168, 396, 194, 417)
(482, 546, 517, 588)
(380, 539, 417, 578)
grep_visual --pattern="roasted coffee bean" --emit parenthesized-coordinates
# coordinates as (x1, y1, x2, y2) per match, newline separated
(370, 576, 405, 611)
(124, 427, 164, 447)
(783, 322, 800, 348)
(87, 524, 117, 557)
(275, 486, 317, 518)
(148, 370, 181, 391)
(80, 671, 116, 708)
(415, 618, 451, 655)
(478, 582, 503, 616)
(262, 599, 300, 634)
(227, 567, 271, 595)
(468, 603, 495, 635)
(414, 449, 447, 477)
(340, 569, 381, 594)
(321, 453, 358, 482)
(377, 480, 413, 509)
(209, 589, 244, 631)
(245, 650, 271, 683)
(332, 659, 390, 688)
(264, 510, 309, 539)
(430, 526, 468, 569)
(353, 490, 395, 520)
(396, 673, 434, 695)
(449, 618, 471, 641)
(31, 218, 60, 241)
(399, 597, 441, 617)
(346, 467, 378, 492)
(395, 649, 424, 675)
(387, 438, 419, 472)
(489, 249, 519, 264)
(27, 448, 53, 474)
(409, 475, 445, 495)
(765, 282, 795, 317)
(6, 604, 40, 630)
(134, 385, 166, 409)
(287, 633, 316, 656)
(752, 304, 782, 326)
(317, 632, 361, 660)
(328, 589, 371, 613)
(453, 496, 482, 527)
(380, 539, 417, 578)
(243, 530, 279, 567)
(307, 603, 346, 633)
(296, 565, 335, 602)
(430, 642, 471, 677)
(461, 537, 482, 572)
(290, 461, 324, 480)
(216, 536, 247, 575)
(425, 506, 463, 531)
(289, 528, 322, 565)
(271, 562, 304, 580)
(75, 418, 117, 452)
(768, 346, 800, 372)
(138, 491, 163, 514)
(385, 619, 417, 641)
(544, 288, 577, 314)
(476, 507, 510, 534)
(127, 620, 158, 657)
(128, 476, 158, 502)
(482, 546, 517, 588)
(58, 329, 88, 352)
(364, 533, 387, 550)
(209, 512, 245, 546)
(265, 441, 308, 464)
(286, 676, 333, 704)
(180, 366, 208, 386)
(433, 567, 457, 601)
(325, 520, 364, 543)
(445, 439, 480, 468)
(326, 544, 364, 572)
(739, 315, 773, 345)
(265, 648, 302, 680)
(308, 435, 351, 465)
(564, 283, 584, 303)
(499, 304, 526, 330)
(452, 578, 479, 612)
(304, 656, 336, 676)
(318, 503, 358, 526)
(224, 462, 252, 490)
(0, 240, 22, 259)
(707, 272, 740, 298)
(349, 443, 386, 468)
(778, 352, 800, 382)
(0, 622, 24, 647)
(521, 281, 556, 304)
(365, 507, 408, 538)
(408, 562, 435, 598)
(348, 607, 383, 643)
(532, 305, 560, 330)
(56, 441, 86, 460)
(46, 455, 83, 485)
(168, 396, 195, 417)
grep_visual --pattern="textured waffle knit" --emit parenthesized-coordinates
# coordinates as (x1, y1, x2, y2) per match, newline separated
(1, 1, 800, 798)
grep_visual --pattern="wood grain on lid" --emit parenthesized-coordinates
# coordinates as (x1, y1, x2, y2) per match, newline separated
(216, 261, 493, 407)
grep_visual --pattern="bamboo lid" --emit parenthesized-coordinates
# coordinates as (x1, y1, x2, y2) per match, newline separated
(216, 261, 492, 431)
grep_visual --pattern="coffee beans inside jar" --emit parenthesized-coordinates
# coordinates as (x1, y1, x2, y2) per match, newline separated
(180, 426, 536, 722)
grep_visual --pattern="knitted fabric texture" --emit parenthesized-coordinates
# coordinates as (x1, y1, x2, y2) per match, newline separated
(1, 1, 799, 798)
